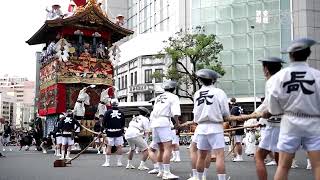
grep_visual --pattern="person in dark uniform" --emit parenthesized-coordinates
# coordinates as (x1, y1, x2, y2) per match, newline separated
(60, 110, 81, 160)
(33, 117, 43, 151)
(101, 99, 125, 167)
(229, 100, 245, 162)
(53, 114, 64, 156)
(19, 130, 33, 151)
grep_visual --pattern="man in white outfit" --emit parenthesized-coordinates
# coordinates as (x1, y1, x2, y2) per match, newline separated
(193, 69, 230, 180)
(97, 88, 110, 117)
(254, 57, 284, 180)
(150, 80, 181, 179)
(266, 38, 320, 180)
(125, 106, 150, 170)
(147, 98, 161, 175)
(73, 87, 90, 120)
(187, 128, 212, 180)
(170, 118, 181, 162)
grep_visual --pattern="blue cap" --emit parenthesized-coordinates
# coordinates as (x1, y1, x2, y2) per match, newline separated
(258, 57, 286, 63)
(282, 38, 318, 53)
(196, 69, 220, 80)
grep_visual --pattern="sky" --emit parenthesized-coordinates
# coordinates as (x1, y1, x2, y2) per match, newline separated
(0, 0, 70, 81)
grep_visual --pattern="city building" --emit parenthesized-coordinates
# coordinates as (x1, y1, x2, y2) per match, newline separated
(115, 0, 191, 101)
(0, 92, 15, 125)
(192, 0, 292, 102)
(292, 0, 320, 69)
(116, 32, 171, 103)
(115, 0, 320, 113)
(114, 0, 192, 119)
(0, 75, 35, 128)
(126, 0, 191, 35)
(0, 74, 27, 86)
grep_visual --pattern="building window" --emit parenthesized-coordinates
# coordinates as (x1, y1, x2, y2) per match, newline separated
(132, 93, 137, 102)
(121, 76, 124, 90)
(131, 73, 134, 86)
(118, 77, 121, 89)
(144, 92, 153, 101)
(125, 75, 128, 89)
(119, 97, 127, 102)
(145, 69, 152, 83)
(134, 71, 137, 84)
(154, 69, 163, 83)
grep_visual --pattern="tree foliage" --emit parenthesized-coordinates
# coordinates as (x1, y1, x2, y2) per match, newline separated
(157, 28, 224, 100)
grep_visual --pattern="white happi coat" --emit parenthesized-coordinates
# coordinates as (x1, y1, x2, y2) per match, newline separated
(97, 89, 110, 116)
(256, 75, 282, 127)
(193, 85, 230, 135)
(150, 92, 181, 128)
(74, 88, 90, 117)
(125, 115, 150, 139)
(267, 62, 320, 136)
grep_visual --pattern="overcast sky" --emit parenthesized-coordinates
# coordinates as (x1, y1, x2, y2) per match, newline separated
(0, 0, 70, 81)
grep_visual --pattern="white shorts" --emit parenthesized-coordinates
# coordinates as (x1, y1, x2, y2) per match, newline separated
(171, 130, 179, 145)
(107, 136, 124, 146)
(277, 134, 320, 154)
(56, 136, 63, 145)
(197, 133, 225, 150)
(235, 135, 243, 143)
(191, 133, 199, 144)
(62, 137, 74, 146)
(127, 136, 148, 151)
(259, 126, 280, 152)
(149, 140, 159, 150)
(152, 127, 172, 144)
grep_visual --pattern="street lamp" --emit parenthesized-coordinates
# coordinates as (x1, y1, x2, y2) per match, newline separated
(251, 10, 269, 111)
(250, 25, 256, 111)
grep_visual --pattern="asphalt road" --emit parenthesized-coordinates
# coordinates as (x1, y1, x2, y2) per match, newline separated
(0, 146, 314, 180)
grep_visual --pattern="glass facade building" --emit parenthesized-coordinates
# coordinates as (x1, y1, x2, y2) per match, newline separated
(127, 0, 171, 34)
(192, 0, 291, 98)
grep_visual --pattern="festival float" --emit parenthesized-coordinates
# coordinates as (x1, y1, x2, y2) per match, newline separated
(27, 0, 133, 149)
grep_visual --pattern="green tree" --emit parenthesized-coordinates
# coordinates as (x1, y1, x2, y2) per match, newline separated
(156, 28, 224, 100)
